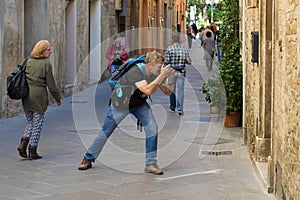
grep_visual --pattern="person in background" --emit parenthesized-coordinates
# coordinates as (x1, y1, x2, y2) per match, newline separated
(203, 31, 215, 71)
(186, 24, 196, 51)
(191, 23, 198, 38)
(215, 27, 224, 61)
(198, 24, 205, 46)
(164, 33, 192, 115)
(210, 21, 217, 34)
(78, 51, 175, 175)
(105, 34, 129, 75)
(17, 40, 62, 160)
(200, 26, 214, 47)
(199, 24, 205, 33)
(210, 21, 217, 41)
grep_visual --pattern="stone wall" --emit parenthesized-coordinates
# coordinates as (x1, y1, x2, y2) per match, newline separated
(74, 0, 89, 91)
(100, 0, 120, 80)
(242, 0, 300, 199)
(0, 0, 93, 118)
(242, 1, 260, 147)
(274, 1, 300, 199)
(0, 0, 25, 118)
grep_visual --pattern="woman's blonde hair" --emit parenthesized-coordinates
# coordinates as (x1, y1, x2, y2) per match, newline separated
(144, 51, 164, 64)
(31, 40, 50, 58)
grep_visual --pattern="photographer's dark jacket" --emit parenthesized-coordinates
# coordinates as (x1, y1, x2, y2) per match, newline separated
(117, 65, 154, 109)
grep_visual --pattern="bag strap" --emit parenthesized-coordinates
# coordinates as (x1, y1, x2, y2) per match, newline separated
(136, 63, 146, 77)
(18, 56, 30, 70)
(135, 63, 148, 132)
(136, 62, 153, 102)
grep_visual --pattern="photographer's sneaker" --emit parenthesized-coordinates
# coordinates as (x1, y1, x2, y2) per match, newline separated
(145, 163, 163, 175)
(78, 158, 92, 170)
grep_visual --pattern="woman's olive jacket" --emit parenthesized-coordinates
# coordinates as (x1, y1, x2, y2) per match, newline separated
(22, 58, 61, 114)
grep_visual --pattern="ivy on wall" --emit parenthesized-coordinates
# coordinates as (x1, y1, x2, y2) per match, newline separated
(218, 0, 243, 113)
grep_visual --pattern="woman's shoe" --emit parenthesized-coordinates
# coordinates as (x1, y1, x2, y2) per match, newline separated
(17, 137, 29, 158)
(28, 146, 42, 160)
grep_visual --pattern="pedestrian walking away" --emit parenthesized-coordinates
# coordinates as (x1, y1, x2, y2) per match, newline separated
(164, 33, 192, 116)
(209, 21, 217, 41)
(215, 28, 224, 61)
(186, 24, 196, 51)
(200, 26, 214, 47)
(203, 31, 215, 71)
(198, 24, 205, 46)
(78, 51, 175, 175)
(17, 40, 62, 160)
(191, 23, 198, 38)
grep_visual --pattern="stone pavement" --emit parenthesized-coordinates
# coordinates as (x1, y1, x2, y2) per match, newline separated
(0, 39, 276, 200)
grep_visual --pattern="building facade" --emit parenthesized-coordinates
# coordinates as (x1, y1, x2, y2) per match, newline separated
(241, 0, 300, 199)
(0, 0, 186, 118)
(0, 0, 101, 118)
(100, 0, 186, 76)
(137, 0, 186, 55)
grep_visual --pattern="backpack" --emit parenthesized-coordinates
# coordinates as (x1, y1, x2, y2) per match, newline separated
(7, 57, 30, 100)
(109, 55, 146, 110)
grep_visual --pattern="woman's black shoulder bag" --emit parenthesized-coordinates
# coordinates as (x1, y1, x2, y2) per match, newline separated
(7, 57, 30, 100)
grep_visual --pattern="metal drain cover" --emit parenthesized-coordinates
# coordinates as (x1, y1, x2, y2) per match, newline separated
(201, 150, 233, 156)
(70, 100, 88, 103)
(187, 137, 233, 145)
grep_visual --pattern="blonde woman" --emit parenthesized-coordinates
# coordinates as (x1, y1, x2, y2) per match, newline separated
(17, 40, 62, 160)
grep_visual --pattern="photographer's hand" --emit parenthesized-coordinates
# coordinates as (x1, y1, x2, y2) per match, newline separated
(160, 64, 172, 78)
(167, 70, 176, 84)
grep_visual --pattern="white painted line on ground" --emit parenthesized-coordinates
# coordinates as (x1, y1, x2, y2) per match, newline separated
(155, 169, 222, 181)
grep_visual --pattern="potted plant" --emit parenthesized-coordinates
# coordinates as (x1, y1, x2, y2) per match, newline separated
(218, 0, 243, 126)
(200, 74, 226, 114)
(200, 81, 212, 106)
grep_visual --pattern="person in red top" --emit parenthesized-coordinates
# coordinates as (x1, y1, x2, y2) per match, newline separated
(105, 34, 129, 75)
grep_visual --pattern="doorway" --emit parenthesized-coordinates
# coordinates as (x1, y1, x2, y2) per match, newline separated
(65, 0, 76, 86)
(89, 0, 101, 83)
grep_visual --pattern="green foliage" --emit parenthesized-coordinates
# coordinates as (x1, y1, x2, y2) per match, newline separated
(200, 73, 226, 112)
(200, 81, 212, 104)
(187, 0, 206, 22)
(187, 0, 224, 23)
(218, 0, 242, 113)
(205, 7, 223, 22)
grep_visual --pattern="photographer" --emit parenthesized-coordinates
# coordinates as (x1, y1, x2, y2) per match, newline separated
(78, 51, 175, 175)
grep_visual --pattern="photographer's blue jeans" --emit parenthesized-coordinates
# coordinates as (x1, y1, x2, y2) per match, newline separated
(84, 103, 158, 165)
(170, 71, 185, 111)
